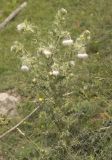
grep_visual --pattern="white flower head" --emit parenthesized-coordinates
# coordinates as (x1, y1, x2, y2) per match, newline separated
(21, 65, 29, 72)
(62, 39, 73, 46)
(69, 60, 75, 66)
(10, 45, 15, 52)
(77, 53, 88, 59)
(42, 49, 52, 58)
(49, 70, 59, 76)
(17, 21, 34, 32)
(17, 22, 26, 31)
(32, 78, 36, 83)
(60, 8, 67, 14)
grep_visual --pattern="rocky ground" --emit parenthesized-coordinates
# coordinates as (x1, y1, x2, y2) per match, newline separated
(0, 92, 20, 117)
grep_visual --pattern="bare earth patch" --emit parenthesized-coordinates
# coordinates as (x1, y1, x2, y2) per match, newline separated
(0, 92, 20, 117)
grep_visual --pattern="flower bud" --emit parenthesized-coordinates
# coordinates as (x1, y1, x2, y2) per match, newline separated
(42, 49, 52, 58)
(17, 23, 26, 31)
(21, 65, 29, 72)
(69, 61, 75, 66)
(60, 8, 67, 14)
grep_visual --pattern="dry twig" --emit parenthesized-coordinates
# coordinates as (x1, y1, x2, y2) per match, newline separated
(0, 105, 40, 139)
(0, 2, 27, 30)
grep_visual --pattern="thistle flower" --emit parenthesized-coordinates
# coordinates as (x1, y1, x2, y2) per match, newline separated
(62, 39, 73, 46)
(69, 60, 75, 66)
(17, 23, 26, 31)
(60, 8, 67, 14)
(38, 97, 44, 102)
(77, 53, 88, 59)
(17, 21, 34, 32)
(42, 49, 52, 58)
(32, 78, 36, 83)
(49, 70, 59, 76)
(21, 65, 29, 72)
(10, 45, 15, 52)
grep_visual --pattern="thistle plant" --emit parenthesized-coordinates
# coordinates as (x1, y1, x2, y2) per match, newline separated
(11, 8, 91, 159)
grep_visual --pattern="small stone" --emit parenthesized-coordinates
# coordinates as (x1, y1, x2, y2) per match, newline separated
(0, 93, 20, 117)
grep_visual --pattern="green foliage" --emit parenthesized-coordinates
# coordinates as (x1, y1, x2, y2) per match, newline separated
(0, 0, 112, 160)
(9, 9, 91, 159)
